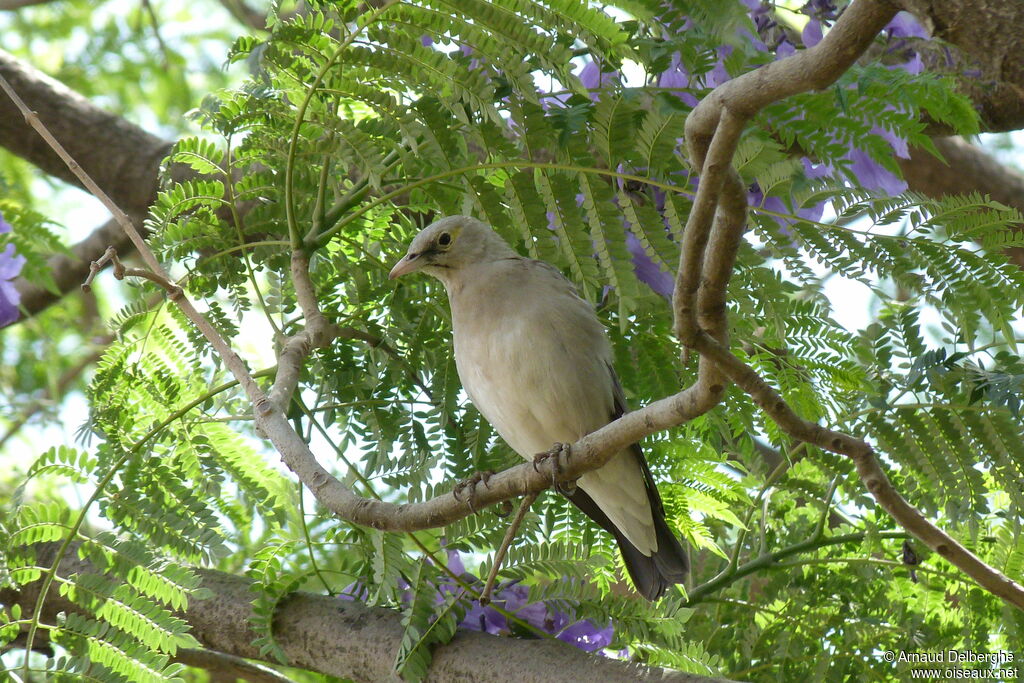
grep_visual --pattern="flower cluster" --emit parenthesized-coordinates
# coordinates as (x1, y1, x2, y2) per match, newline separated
(571, 3, 929, 296)
(0, 212, 25, 327)
(341, 550, 614, 653)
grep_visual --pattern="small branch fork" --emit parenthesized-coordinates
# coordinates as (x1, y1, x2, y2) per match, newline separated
(4, 0, 1022, 612)
(81, 245, 182, 298)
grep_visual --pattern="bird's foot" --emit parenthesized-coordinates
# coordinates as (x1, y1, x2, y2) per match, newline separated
(452, 470, 494, 514)
(532, 443, 578, 496)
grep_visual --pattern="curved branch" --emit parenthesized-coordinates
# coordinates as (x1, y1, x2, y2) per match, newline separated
(0, 61, 730, 539)
(678, 0, 1024, 610)
(692, 332, 1024, 610)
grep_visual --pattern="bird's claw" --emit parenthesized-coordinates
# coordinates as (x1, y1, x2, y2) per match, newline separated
(532, 443, 577, 496)
(452, 470, 494, 514)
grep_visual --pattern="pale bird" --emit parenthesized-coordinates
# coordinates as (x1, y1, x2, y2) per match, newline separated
(389, 215, 688, 600)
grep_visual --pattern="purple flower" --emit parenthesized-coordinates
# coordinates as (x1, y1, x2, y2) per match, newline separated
(899, 52, 924, 75)
(845, 147, 907, 195)
(445, 549, 465, 575)
(804, 0, 839, 21)
(337, 550, 618, 654)
(557, 619, 614, 652)
(459, 43, 481, 71)
(749, 182, 825, 233)
(743, 0, 774, 35)
(776, 40, 796, 59)
(626, 232, 674, 298)
(872, 124, 909, 159)
(739, 26, 769, 54)
(421, 35, 434, 47)
(459, 598, 508, 635)
(338, 581, 369, 601)
(886, 12, 929, 39)
(802, 157, 831, 180)
(802, 19, 823, 48)
(657, 53, 698, 106)
(703, 46, 732, 88)
(0, 213, 25, 327)
(579, 60, 620, 99)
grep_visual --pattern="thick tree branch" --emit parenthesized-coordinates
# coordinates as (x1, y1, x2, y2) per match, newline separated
(172, 649, 294, 683)
(678, 0, 1024, 610)
(1, 543, 733, 683)
(900, 136, 1024, 267)
(0, 49, 173, 320)
(0, 49, 169, 215)
(0, 0, 56, 9)
(896, 0, 1024, 132)
(217, 0, 272, 31)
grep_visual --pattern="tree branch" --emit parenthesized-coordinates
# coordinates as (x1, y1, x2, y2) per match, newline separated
(216, 0, 271, 31)
(172, 649, 295, 683)
(6, 0, 1021, 620)
(0, 0, 58, 9)
(0, 49, 173, 320)
(678, 0, 1024, 610)
(0, 58, 727, 539)
(691, 332, 1024, 609)
(684, 530, 910, 607)
(900, 136, 1024, 267)
(0, 49, 170, 216)
(896, 0, 1024, 132)
(1, 543, 734, 683)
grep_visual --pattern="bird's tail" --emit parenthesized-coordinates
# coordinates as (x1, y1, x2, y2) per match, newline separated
(567, 463, 689, 601)
(615, 502, 689, 600)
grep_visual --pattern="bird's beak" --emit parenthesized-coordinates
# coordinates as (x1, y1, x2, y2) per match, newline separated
(388, 254, 419, 280)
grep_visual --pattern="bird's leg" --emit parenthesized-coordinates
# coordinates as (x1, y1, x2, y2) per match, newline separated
(532, 442, 578, 496)
(480, 490, 539, 605)
(452, 469, 494, 514)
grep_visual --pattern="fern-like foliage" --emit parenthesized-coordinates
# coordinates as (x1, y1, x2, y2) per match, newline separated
(6, 0, 1023, 681)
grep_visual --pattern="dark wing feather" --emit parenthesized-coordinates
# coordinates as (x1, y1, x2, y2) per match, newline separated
(565, 365, 688, 600)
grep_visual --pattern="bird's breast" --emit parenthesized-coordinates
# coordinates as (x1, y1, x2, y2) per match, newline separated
(451, 289, 613, 459)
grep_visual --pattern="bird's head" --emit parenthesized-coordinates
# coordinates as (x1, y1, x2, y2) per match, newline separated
(388, 215, 515, 282)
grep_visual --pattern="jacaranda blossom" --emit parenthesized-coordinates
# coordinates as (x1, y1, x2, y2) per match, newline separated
(0, 212, 25, 327)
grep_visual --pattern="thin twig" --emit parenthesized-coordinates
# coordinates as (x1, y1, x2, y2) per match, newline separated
(80, 246, 182, 298)
(692, 329, 1024, 610)
(480, 491, 538, 605)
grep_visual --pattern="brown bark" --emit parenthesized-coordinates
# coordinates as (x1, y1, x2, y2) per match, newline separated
(900, 136, 1024, 266)
(0, 543, 732, 683)
(897, 0, 1024, 132)
(0, 49, 172, 320)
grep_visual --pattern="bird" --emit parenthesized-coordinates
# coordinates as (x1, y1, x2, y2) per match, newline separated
(389, 215, 689, 600)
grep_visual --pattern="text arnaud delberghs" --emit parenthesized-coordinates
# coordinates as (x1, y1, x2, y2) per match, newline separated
(896, 650, 1015, 665)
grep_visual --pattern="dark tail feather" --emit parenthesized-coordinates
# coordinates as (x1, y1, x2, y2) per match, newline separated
(567, 481, 689, 601)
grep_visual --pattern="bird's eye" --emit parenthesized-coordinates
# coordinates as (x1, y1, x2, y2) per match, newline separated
(438, 232, 452, 247)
